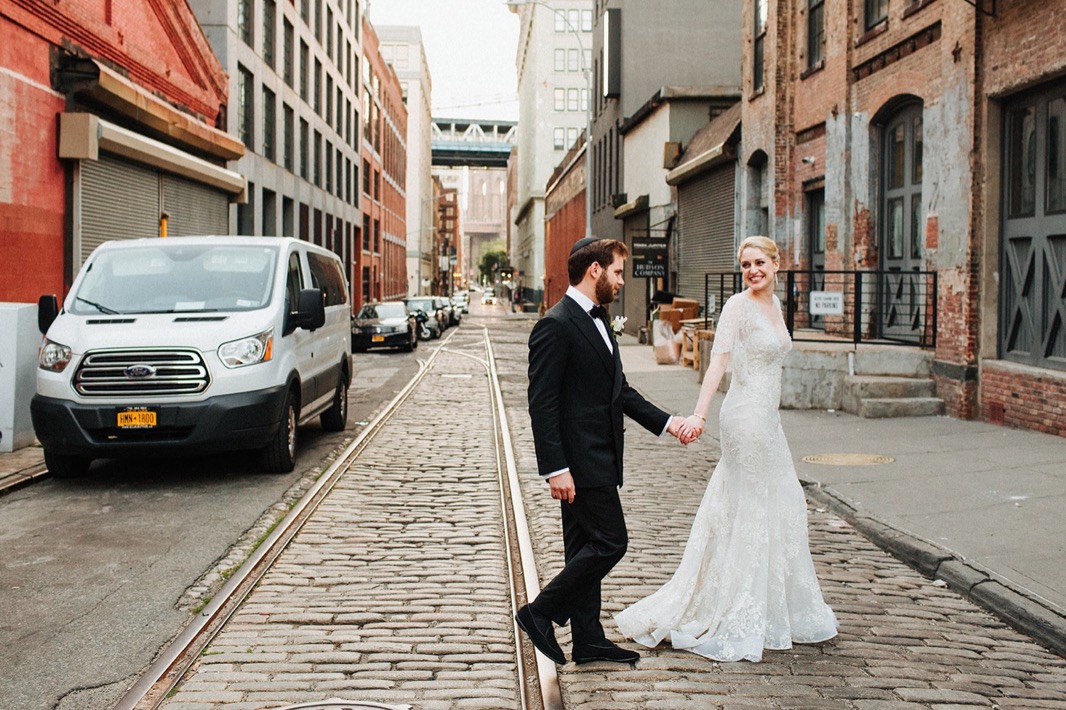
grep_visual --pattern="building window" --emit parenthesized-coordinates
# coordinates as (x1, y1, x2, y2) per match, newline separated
(263, 0, 276, 69)
(567, 88, 579, 111)
(283, 103, 294, 171)
(313, 58, 321, 113)
(300, 118, 309, 178)
(568, 48, 579, 72)
(300, 0, 310, 25)
(263, 86, 276, 161)
(553, 127, 566, 150)
(753, 0, 767, 93)
(363, 215, 370, 251)
(313, 130, 322, 186)
(300, 41, 310, 102)
(363, 158, 371, 194)
(807, 0, 824, 68)
(554, 88, 565, 112)
(374, 219, 381, 252)
(283, 19, 294, 87)
(554, 48, 566, 72)
(554, 10, 567, 32)
(238, 0, 253, 47)
(581, 9, 592, 32)
(865, 0, 888, 31)
(238, 65, 254, 149)
(325, 141, 333, 193)
(581, 88, 589, 112)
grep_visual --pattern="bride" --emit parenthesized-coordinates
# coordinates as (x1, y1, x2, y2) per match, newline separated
(615, 236, 837, 663)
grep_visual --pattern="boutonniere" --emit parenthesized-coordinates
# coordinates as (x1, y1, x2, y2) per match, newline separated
(610, 315, 627, 336)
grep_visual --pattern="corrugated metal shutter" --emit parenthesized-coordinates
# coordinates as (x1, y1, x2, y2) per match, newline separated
(162, 174, 229, 236)
(677, 164, 736, 309)
(80, 155, 159, 264)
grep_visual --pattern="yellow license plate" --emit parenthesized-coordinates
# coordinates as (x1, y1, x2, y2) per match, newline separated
(117, 409, 157, 428)
(372, 335, 385, 342)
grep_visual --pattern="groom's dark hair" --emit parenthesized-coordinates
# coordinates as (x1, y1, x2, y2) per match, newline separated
(568, 238, 628, 285)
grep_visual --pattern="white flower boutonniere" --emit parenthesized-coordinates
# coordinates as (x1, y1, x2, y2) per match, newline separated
(610, 315, 627, 336)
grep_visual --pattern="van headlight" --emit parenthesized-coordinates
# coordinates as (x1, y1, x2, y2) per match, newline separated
(218, 329, 273, 368)
(39, 339, 73, 372)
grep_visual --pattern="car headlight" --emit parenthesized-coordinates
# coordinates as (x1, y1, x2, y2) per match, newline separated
(218, 329, 273, 368)
(39, 339, 73, 372)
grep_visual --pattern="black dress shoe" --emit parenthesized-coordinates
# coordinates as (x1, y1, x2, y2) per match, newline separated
(515, 604, 566, 665)
(572, 639, 641, 665)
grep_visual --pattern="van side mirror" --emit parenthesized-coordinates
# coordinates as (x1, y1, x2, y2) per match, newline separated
(296, 288, 325, 331)
(38, 295, 59, 334)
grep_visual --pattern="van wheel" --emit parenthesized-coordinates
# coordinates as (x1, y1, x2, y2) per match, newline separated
(45, 451, 90, 479)
(320, 377, 348, 432)
(263, 390, 298, 473)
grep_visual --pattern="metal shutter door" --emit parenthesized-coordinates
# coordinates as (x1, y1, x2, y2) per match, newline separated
(162, 174, 229, 236)
(677, 164, 736, 306)
(80, 155, 159, 264)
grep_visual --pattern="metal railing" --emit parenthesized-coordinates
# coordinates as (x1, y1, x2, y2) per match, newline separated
(702, 269, 938, 348)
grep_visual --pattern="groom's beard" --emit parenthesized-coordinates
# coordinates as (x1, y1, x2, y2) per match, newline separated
(595, 271, 616, 305)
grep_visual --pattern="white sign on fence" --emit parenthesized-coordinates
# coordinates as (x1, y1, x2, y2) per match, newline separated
(809, 291, 844, 315)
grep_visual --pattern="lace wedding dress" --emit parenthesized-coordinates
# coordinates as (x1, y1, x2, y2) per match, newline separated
(615, 293, 837, 662)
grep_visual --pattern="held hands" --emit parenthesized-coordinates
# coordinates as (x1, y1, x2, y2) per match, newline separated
(668, 415, 704, 445)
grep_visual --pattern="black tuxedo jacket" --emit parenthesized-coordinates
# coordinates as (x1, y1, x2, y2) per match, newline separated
(527, 295, 670, 488)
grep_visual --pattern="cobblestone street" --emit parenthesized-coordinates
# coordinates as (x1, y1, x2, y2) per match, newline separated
(160, 318, 1066, 709)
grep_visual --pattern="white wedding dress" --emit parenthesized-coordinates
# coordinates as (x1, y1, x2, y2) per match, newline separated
(616, 293, 837, 662)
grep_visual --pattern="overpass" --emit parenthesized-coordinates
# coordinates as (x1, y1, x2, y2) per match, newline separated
(431, 118, 516, 168)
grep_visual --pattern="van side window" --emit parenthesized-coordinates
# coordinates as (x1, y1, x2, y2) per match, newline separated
(286, 252, 303, 316)
(308, 253, 348, 306)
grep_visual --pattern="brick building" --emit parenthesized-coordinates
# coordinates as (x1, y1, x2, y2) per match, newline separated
(743, 0, 1065, 437)
(359, 17, 407, 306)
(543, 132, 587, 310)
(0, 0, 242, 304)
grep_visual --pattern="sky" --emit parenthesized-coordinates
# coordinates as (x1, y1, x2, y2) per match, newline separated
(366, 0, 520, 122)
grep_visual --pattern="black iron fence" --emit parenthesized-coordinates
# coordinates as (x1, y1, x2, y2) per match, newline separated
(701, 270, 939, 348)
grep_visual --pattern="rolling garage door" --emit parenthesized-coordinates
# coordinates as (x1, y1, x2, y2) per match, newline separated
(78, 154, 231, 267)
(163, 174, 229, 236)
(677, 164, 736, 311)
(80, 155, 159, 264)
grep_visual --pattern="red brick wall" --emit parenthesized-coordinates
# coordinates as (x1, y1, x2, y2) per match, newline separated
(0, 15, 66, 303)
(543, 191, 585, 310)
(981, 363, 1066, 438)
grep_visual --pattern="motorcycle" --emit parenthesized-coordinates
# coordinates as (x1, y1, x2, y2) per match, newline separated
(414, 309, 434, 341)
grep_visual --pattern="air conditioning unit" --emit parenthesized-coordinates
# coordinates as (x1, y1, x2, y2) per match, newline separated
(611, 192, 628, 208)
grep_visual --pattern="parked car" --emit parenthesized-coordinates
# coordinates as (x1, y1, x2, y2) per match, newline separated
(351, 301, 417, 352)
(404, 296, 446, 338)
(32, 236, 352, 477)
(453, 292, 469, 314)
(482, 291, 498, 305)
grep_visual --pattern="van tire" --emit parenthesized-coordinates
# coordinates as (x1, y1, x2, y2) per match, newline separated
(45, 451, 90, 479)
(262, 389, 298, 473)
(320, 376, 348, 432)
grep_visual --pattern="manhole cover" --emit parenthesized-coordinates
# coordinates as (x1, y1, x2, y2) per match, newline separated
(802, 453, 895, 466)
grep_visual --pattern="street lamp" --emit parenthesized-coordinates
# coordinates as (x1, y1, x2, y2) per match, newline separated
(506, 0, 593, 239)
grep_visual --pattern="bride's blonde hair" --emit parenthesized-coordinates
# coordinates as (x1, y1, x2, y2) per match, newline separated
(737, 236, 780, 265)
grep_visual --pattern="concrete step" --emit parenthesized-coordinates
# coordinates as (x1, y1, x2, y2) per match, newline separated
(853, 347, 933, 377)
(843, 375, 936, 413)
(857, 397, 946, 418)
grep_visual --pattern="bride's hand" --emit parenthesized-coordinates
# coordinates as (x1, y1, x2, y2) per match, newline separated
(685, 414, 705, 440)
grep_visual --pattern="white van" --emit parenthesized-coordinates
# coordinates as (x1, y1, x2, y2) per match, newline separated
(32, 236, 352, 477)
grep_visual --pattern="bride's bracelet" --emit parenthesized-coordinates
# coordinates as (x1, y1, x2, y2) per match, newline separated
(692, 413, 706, 422)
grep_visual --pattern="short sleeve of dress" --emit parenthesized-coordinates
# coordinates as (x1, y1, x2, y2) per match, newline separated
(711, 295, 741, 354)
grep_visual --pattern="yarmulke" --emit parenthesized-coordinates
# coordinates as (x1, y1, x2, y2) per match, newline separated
(569, 236, 601, 256)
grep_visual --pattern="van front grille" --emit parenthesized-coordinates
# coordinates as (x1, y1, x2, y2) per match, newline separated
(74, 349, 210, 396)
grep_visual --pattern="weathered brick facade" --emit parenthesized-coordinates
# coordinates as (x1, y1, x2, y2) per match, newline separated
(744, 0, 1066, 437)
(0, 0, 229, 303)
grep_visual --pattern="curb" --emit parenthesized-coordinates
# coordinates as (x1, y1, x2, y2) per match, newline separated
(803, 480, 1066, 659)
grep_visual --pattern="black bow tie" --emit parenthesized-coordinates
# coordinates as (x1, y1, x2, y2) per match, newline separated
(589, 305, 608, 320)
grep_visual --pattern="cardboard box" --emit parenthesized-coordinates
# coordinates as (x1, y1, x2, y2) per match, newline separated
(656, 306, 682, 333)
(671, 297, 699, 321)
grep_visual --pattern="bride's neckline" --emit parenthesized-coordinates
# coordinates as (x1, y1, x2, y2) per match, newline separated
(738, 291, 791, 349)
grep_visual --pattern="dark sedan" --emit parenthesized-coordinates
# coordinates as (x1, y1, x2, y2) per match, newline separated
(351, 301, 417, 352)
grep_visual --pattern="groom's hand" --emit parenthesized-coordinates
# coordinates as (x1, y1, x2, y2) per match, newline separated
(666, 416, 692, 445)
(548, 471, 576, 503)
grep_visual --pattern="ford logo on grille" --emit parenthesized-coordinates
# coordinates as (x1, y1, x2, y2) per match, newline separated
(125, 364, 157, 378)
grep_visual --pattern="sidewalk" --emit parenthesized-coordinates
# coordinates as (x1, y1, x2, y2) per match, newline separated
(0, 441, 47, 494)
(618, 333, 1066, 659)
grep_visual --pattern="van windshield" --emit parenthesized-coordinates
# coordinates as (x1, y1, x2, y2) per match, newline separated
(70, 244, 278, 315)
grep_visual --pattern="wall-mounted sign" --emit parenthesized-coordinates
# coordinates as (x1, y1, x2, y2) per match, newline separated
(809, 291, 844, 315)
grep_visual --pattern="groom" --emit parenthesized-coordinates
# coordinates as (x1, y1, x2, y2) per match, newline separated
(518, 237, 690, 666)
